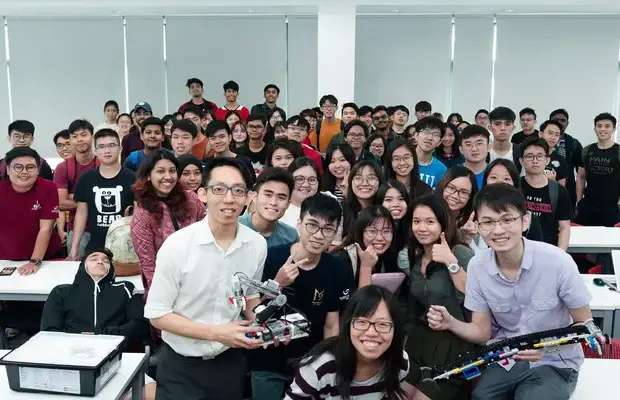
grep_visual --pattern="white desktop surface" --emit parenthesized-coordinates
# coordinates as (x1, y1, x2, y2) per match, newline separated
(0, 349, 147, 399)
(0, 261, 143, 300)
(582, 274, 620, 311)
(569, 226, 620, 253)
(570, 359, 620, 399)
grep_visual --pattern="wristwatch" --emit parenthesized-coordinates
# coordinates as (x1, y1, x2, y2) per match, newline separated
(447, 263, 461, 274)
(29, 259, 42, 267)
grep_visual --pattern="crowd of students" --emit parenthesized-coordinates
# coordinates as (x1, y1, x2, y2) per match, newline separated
(0, 76, 617, 400)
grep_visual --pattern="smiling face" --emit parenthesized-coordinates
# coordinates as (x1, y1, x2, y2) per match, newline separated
(292, 166, 319, 204)
(345, 125, 365, 150)
(225, 89, 238, 103)
(342, 107, 358, 125)
(118, 115, 133, 133)
(382, 187, 407, 220)
(189, 82, 203, 98)
(232, 124, 247, 144)
(363, 217, 393, 255)
(411, 205, 442, 245)
(269, 110, 283, 128)
(210, 129, 231, 154)
(328, 149, 351, 180)
(271, 148, 294, 169)
(297, 214, 337, 255)
(442, 127, 455, 147)
(70, 129, 93, 154)
(265, 88, 279, 104)
(540, 123, 562, 149)
(55, 137, 73, 159)
(442, 176, 472, 212)
(372, 111, 390, 130)
(369, 138, 385, 158)
(150, 159, 177, 197)
(179, 164, 203, 192)
(390, 146, 414, 178)
(350, 300, 394, 362)
(255, 180, 291, 222)
(486, 164, 514, 186)
(171, 129, 193, 156)
(477, 205, 529, 253)
(141, 124, 164, 150)
(199, 165, 247, 226)
(85, 252, 111, 279)
(595, 118, 615, 142)
(7, 155, 39, 190)
(352, 166, 379, 200)
(226, 113, 241, 128)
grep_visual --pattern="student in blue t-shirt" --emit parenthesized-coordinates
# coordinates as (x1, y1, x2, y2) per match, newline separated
(124, 117, 170, 172)
(459, 125, 490, 190)
(239, 167, 299, 247)
(415, 116, 448, 189)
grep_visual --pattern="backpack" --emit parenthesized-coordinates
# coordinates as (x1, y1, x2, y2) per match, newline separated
(581, 143, 620, 173)
(66, 156, 101, 193)
(548, 179, 559, 222)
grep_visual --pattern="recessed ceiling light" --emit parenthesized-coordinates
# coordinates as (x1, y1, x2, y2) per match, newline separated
(504, 8, 516, 12)
(248, 9, 254, 13)
(393, 9, 402, 13)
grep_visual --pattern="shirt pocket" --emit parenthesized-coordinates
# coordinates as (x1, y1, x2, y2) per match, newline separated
(528, 297, 560, 330)
(488, 301, 520, 329)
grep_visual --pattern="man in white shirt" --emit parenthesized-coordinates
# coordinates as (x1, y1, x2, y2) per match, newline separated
(144, 157, 268, 400)
(488, 106, 519, 166)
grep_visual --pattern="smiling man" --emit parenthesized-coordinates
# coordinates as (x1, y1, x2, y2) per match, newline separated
(178, 77, 217, 114)
(170, 119, 198, 157)
(0, 120, 54, 181)
(251, 84, 281, 117)
(124, 117, 169, 172)
(415, 116, 447, 189)
(286, 116, 324, 175)
(240, 168, 298, 248)
(121, 102, 153, 162)
(460, 125, 491, 190)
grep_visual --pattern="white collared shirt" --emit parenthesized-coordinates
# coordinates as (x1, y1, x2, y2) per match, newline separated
(144, 218, 267, 358)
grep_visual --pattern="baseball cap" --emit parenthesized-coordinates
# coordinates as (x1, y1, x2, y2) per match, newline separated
(132, 101, 153, 114)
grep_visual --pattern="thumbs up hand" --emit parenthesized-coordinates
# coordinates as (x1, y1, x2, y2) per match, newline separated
(431, 232, 458, 266)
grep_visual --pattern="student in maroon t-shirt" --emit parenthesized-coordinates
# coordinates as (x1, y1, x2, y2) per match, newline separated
(121, 102, 152, 163)
(0, 120, 54, 181)
(54, 119, 99, 258)
(0, 147, 62, 274)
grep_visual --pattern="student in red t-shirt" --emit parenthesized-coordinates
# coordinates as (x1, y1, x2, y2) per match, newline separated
(54, 119, 99, 258)
(0, 147, 62, 274)
(214, 80, 250, 121)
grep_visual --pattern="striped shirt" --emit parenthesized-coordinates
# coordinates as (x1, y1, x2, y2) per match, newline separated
(284, 351, 409, 399)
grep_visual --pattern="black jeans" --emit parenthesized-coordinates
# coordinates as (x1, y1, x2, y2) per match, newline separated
(155, 343, 248, 400)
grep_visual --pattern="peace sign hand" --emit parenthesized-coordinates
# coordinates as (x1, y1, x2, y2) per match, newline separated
(431, 233, 458, 266)
(459, 212, 477, 244)
(338, 170, 350, 197)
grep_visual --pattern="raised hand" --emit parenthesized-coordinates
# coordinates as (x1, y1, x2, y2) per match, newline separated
(355, 243, 378, 269)
(459, 212, 477, 244)
(274, 254, 307, 287)
(427, 305, 454, 331)
(431, 233, 458, 266)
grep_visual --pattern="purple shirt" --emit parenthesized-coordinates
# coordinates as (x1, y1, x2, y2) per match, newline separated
(464, 238, 591, 371)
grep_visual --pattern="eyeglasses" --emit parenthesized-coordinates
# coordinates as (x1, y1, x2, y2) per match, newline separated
(96, 143, 119, 151)
(352, 318, 393, 333)
(478, 216, 523, 233)
(418, 129, 441, 139)
(289, 126, 308, 133)
(369, 144, 384, 151)
(135, 112, 151, 117)
(522, 154, 547, 162)
(353, 175, 378, 185)
(391, 155, 413, 164)
(322, 104, 337, 109)
(304, 222, 337, 238)
(462, 141, 486, 149)
(347, 133, 365, 139)
(11, 133, 32, 141)
(364, 228, 393, 239)
(444, 184, 471, 200)
(10, 163, 37, 173)
(207, 184, 248, 197)
(247, 124, 264, 131)
(294, 176, 318, 186)
(56, 143, 71, 150)
(476, 116, 489, 121)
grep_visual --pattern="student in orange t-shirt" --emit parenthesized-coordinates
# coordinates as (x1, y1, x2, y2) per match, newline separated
(182, 106, 213, 159)
(315, 94, 342, 153)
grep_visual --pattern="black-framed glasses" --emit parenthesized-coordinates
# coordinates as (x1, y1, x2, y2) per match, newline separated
(207, 184, 248, 197)
(294, 176, 318, 186)
(478, 215, 523, 233)
(363, 228, 393, 239)
(522, 154, 547, 162)
(352, 318, 393, 333)
(11, 133, 32, 141)
(304, 222, 336, 238)
(418, 129, 441, 139)
(10, 163, 37, 173)
(444, 184, 471, 200)
(247, 124, 264, 131)
(56, 143, 71, 150)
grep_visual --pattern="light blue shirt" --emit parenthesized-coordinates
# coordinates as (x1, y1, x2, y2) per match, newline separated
(239, 214, 299, 248)
(418, 157, 447, 189)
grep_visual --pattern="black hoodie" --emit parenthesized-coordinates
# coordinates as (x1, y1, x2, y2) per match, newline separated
(40, 258, 149, 342)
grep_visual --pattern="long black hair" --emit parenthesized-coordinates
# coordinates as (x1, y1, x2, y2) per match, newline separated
(436, 166, 478, 228)
(375, 180, 410, 253)
(435, 123, 461, 157)
(483, 158, 521, 188)
(322, 142, 356, 193)
(363, 133, 387, 165)
(342, 161, 384, 239)
(299, 285, 406, 400)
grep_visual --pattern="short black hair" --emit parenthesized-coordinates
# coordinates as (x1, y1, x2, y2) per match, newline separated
(8, 120, 35, 136)
(53, 129, 70, 145)
(359, 105, 373, 116)
(594, 112, 617, 128)
(415, 101, 432, 113)
(415, 116, 446, 138)
(489, 106, 516, 123)
(473, 183, 526, 216)
(93, 128, 120, 145)
(519, 107, 536, 119)
(186, 78, 203, 88)
(549, 108, 569, 121)
(162, 114, 174, 126)
(520, 136, 549, 155)
(539, 119, 563, 133)
(141, 117, 164, 133)
(264, 84, 280, 94)
(300, 194, 342, 226)
(206, 120, 231, 137)
(223, 80, 240, 91)
(183, 106, 204, 119)
(287, 115, 311, 132)
(265, 138, 303, 168)
(372, 105, 388, 115)
(300, 109, 318, 119)
(483, 159, 521, 189)
(254, 167, 294, 197)
(247, 113, 267, 126)
(344, 120, 369, 137)
(68, 119, 94, 136)
(475, 109, 489, 118)
(171, 119, 198, 139)
(5, 146, 40, 166)
(460, 124, 490, 141)
(393, 105, 410, 115)
(319, 94, 338, 107)
(203, 157, 253, 189)
(103, 100, 119, 111)
(341, 102, 359, 115)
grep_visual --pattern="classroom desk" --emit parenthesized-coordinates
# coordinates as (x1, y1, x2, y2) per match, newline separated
(0, 261, 143, 302)
(570, 359, 620, 399)
(568, 226, 620, 253)
(582, 274, 619, 338)
(0, 349, 147, 399)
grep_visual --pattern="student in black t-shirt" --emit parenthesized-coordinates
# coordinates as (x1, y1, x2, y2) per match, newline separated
(511, 107, 539, 145)
(238, 114, 269, 175)
(67, 129, 135, 260)
(539, 119, 568, 187)
(520, 137, 572, 250)
(576, 112, 620, 227)
(250, 194, 355, 400)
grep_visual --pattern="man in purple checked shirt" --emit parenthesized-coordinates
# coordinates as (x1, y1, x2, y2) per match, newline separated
(426, 184, 596, 400)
